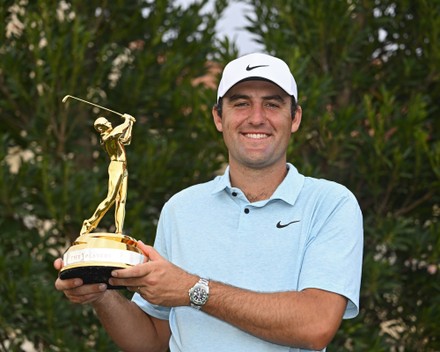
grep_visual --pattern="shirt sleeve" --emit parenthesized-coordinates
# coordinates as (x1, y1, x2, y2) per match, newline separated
(298, 187, 364, 319)
(132, 292, 170, 320)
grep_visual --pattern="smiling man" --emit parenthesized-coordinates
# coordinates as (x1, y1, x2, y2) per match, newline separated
(55, 53, 363, 352)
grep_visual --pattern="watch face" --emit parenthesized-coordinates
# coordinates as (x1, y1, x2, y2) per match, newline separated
(192, 285, 208, 305)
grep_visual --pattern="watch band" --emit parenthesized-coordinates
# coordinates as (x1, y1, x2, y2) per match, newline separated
(198, 278, 209, 286)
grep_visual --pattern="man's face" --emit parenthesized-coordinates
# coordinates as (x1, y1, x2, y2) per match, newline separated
(212, 80, 301, 170)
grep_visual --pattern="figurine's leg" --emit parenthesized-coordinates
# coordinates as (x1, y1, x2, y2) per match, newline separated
(114, 170, 128, 234)
(80, 162, 123, 234)
(80, 219, 94, 234)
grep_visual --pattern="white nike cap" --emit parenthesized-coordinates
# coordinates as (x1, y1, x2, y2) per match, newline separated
(217, 53, 298, 101)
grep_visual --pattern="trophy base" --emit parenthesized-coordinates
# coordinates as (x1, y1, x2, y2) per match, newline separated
(59, 232, 145, 290)
(59, 265, 126, 289)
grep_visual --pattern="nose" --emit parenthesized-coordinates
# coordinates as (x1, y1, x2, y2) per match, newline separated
(248, 105, 266, 125)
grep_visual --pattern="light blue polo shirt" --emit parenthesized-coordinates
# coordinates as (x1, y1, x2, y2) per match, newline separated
(132, 163, 363, 352)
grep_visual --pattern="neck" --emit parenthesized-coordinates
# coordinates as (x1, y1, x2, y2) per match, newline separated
(229, 162, 288, 202)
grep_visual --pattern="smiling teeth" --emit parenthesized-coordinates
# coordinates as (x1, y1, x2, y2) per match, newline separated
(246, 133, 268, 139)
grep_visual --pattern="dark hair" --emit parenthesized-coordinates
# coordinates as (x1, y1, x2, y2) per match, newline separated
(214, 96, 298, 119)
(291, 96, 298, 117)
(214, 98, 223, 117)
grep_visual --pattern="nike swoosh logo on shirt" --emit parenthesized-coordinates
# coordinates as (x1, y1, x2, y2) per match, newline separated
(246, 64, 269, 71)
(276, 220, 300, 229)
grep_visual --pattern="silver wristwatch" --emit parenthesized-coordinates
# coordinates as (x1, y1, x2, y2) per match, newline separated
(188, 278, 210, 310)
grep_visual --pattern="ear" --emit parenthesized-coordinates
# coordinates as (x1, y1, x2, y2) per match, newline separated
(291, 105, 302, 133)
(212, 105, 223, 132)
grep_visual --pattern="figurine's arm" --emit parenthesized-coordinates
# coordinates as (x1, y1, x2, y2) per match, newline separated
(108, 114, 136, 144)
(120, 114, 136, 145)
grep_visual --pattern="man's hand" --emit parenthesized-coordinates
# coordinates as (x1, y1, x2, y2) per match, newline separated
(54, 258, 108, 305)
(110, 241, 196, 307)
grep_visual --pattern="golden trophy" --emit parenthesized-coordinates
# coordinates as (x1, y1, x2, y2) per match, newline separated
(59, 95, 145, 288)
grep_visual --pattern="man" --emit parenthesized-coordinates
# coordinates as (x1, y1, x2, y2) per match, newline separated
(80, 114, 135, 235)
(55, 53, 363, 351)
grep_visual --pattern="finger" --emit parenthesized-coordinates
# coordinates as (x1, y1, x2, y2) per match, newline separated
(137, 241, 162, 261)
(55, 277, 83, 291)
(110, 244, 163, 280)
(110, 263, 147, 279)
(108, 276, 141, 288)
(64, 284, 108, 304)
(66, 283, 107, 296)
(53, 258, 63, 270)
(136, 240, 150, 258)
(64, 279, 107, 299)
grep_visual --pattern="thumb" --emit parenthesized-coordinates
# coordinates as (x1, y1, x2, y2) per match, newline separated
(137, 241, 162, 262)
(53, 258, 64, 271)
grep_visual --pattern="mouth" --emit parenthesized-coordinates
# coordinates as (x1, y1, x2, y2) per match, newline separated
(242, 133, 270, 139)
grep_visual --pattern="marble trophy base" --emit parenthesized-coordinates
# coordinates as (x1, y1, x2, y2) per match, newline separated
(59, 232, 145, 289)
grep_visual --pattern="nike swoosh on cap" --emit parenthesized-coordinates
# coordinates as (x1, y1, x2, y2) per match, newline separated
(246, 64, 269, 71)
(276, 220, 300, 229)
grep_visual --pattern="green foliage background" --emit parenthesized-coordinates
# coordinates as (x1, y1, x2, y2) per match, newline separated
(0, 0, 439, 351)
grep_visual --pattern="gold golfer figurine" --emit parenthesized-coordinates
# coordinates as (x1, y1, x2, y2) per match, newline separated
(80, 114, 136, 235)
(59, 95, 144, 288)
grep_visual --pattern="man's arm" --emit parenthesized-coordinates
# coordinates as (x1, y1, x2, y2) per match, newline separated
(92, 290, 170, 352)
(111, 244, 347, 350)
(54, 259, 170, 352)
(203, 282, 346, 350)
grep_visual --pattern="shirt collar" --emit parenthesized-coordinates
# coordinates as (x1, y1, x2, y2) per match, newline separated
(211, 165, 232, 194)
(211, 163, 304, 206)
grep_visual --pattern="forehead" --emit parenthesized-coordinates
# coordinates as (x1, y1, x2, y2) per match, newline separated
(224, 79, 289, 99)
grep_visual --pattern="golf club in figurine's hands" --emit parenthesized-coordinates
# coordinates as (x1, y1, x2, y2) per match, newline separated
(59, 95, 144, 289)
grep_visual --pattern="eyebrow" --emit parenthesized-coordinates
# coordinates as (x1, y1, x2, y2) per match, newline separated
(227, 94, 286, 102)
(263, 95, 286, 102)
(228, 94, 249, 102)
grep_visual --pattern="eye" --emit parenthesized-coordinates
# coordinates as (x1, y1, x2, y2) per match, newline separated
(234, 101, 249, 108)
(265, 102, 280, 109)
